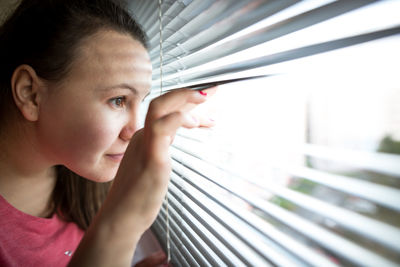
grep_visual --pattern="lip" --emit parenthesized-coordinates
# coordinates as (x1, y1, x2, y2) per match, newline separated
(105, 153, 125, 162)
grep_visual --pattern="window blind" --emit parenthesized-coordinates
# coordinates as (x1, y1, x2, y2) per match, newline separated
(127, 0, 400, 266)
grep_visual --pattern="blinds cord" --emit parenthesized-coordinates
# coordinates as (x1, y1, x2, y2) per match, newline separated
(158, 0, 171, 263)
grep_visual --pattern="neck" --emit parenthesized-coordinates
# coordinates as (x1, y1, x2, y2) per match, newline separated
(0, 121, 57, 218)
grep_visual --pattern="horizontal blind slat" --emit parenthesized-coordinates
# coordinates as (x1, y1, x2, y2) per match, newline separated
(287, 166, 400, 211)
(156, 211, 200, 267)
(158, 207, 212, 267)
(153, 27, 400, 91)
(170, 171, 309, 266)
(134, 0, 159, 28)
(170, 145, 400, 251)
(141, 0, 176, 33)
(151, 0, 376, 82)
(161, 191, 242, 266)
(152, 220, 190, 267)
(145, 1, 188, 40)
(171, 161, 338, 267)
(167, 179, 267, 266)
(148, 0, 215, 45)
(303, 144, 400, 177)
(265, 183, 400, 251)
(149, 0, 253, 55)
(170, 147, 399, 266)
(172, 136, 400, 210)
(149, 0, 299, 63)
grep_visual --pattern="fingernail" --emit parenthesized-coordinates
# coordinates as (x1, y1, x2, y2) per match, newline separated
(199, 90, 207, 96)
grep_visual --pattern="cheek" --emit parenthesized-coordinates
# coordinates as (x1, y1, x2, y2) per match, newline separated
(38, 102, 121, 166)
(68, 117, 116, 157)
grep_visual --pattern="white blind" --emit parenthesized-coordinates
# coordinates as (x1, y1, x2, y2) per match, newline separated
(128, 0, 400, 266)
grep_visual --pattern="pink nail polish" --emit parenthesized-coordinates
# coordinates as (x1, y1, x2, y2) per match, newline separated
(199, 90, 207, 96)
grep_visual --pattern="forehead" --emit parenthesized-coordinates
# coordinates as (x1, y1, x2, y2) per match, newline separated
(70, 29, 152, 95)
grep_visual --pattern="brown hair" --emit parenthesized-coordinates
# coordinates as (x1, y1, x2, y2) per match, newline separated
(0, 0, 148, 230)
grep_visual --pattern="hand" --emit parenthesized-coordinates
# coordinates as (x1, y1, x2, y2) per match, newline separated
(104, 87, 217, 233)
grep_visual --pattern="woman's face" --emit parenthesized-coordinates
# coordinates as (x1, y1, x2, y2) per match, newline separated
(37, 30, 152, 182)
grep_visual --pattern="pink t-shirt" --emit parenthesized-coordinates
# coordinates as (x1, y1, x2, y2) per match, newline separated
(0, 195, 84, 267)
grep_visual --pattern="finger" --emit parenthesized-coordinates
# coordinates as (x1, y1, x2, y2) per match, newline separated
(196, 115, 216, 128)
(151, 111, 199, 135)
(180, 113, 216, 128)
(146, 86, 217, 125)
(179, 86, 218, 114)
(146, 89, 207, 125)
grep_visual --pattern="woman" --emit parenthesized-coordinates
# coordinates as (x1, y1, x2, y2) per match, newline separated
(0, 0, 215, 266)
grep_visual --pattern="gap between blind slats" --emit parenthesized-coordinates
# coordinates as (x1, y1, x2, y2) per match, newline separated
(172, 136, 400, 211)
(170, 149, 398, 266)
(159, 199, 237, 266)
(150, 0, 376, 82)
(169, 163, 338, 267)
(171, 145, 400, 253)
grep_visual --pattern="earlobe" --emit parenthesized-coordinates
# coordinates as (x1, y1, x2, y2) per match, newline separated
(11, 64, 44, 121)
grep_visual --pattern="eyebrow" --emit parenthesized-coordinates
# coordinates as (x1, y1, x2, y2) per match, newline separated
(100, 83, 150, 98)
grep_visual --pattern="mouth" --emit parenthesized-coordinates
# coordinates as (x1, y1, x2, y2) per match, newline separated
(105, 153, 125, 162)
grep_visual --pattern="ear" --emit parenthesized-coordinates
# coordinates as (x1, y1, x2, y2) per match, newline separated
(11, 64, 46, 121)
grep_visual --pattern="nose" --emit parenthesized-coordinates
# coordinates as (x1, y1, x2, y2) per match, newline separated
(119, 112, 138, 142)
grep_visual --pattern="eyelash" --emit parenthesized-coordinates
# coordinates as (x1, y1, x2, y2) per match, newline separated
(109, 96, 127, 108)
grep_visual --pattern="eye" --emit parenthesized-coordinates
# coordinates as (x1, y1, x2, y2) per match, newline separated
(109, 96, 126, 108)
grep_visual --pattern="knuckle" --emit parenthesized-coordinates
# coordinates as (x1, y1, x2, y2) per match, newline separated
(172, 111, 186, 125)
(148, 97, 161, 111)
(149, 111, 184, 136)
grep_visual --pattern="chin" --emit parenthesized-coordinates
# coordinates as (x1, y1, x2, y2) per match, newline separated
(90, 176, 115, 183)
(87, 170, 118, 183)
(71, 166, 118, 183)
(65, 156, 120, 182)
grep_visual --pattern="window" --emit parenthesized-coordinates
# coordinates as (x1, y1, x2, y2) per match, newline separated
(130, 0, 400, 266)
